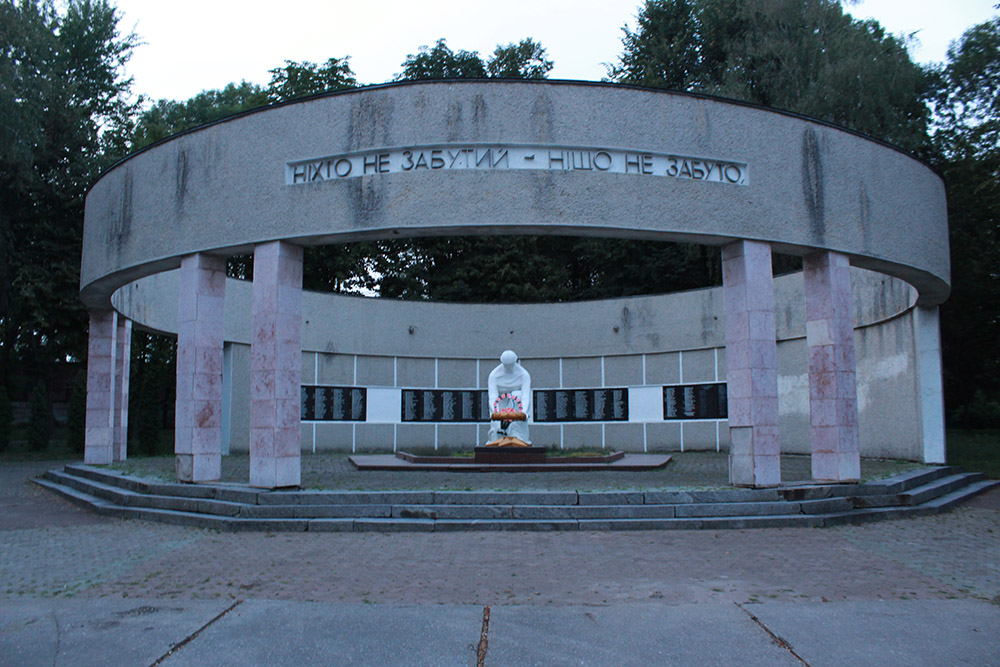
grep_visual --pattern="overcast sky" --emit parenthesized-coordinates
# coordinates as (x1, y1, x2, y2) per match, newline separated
(112, 0, 998, 103)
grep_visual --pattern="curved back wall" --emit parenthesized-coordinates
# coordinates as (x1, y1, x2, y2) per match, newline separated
(113, 268, 925, 459)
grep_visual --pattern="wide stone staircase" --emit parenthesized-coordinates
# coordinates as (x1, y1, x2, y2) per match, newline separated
(34, 463, 997, 533)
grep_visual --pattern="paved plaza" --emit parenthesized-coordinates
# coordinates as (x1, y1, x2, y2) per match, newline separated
(2, 458, 999, 665)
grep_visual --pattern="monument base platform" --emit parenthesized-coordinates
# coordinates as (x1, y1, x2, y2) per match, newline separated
(474, 446, 547, 464)
(348, 451, 669, 472)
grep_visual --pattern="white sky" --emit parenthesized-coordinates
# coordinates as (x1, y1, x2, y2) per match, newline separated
(112, 0, 998, 103)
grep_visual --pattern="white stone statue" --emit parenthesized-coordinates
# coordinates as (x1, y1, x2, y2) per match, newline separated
(486, 350, 532, 446)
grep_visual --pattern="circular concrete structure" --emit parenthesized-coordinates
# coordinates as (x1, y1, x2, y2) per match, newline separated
(80, 80, 951, 486)
(83, 79, 948, 309)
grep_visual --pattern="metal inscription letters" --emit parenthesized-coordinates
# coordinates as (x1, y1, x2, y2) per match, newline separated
(287, 144, 748, 187)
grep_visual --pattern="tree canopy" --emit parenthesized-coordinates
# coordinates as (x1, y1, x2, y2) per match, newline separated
(0, 0, 136, 392)
(611, 0, 932, 153)
(396, 39, 487, 80)
(932, 16, 1000, 426)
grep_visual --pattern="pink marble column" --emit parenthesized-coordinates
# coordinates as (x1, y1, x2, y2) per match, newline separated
(250, 241, 303, 488)
(175, 253, 226, 482)
(84, 310, 116, 464)
(112, 317, 132, 462)
(722, 240, 780, 487)
(804, 251, 860, 482)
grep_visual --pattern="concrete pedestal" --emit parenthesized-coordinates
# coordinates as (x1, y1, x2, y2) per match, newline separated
(722, 241, 780, 487)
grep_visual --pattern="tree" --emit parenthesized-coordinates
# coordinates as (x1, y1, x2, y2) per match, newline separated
(487, 38, 553, 79)
(27, 381, 50, 451)
(66, 369, 86, 454)
(128, 330, 175, 455)
(120, 81, 267, 152)
(610, 0, 931, 154)
(0, 0, 137, 385)
(0, 385, 11, 453)
(396, 39, 487, 80)
(932, 15, 1000, 426)
(267, 57, 357, 102)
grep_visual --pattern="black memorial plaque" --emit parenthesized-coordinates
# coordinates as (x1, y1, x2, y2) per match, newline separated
(301, 386, 366, 421)
(401, 389, 488, 422)
(533, 388, 629, 422)
(663, 383, 727, 420)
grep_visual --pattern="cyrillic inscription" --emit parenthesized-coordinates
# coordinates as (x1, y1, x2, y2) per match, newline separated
(534, 388, 629, 422)
(663, 383, 728, 420)
(301, 385, 367, 421)
(288, 144, 748, 186)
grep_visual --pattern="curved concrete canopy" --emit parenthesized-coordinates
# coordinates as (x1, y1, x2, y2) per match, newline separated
(83, 80, 949, 309)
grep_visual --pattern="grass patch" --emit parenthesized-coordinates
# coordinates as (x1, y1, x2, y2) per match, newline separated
(947, 429, 1000, 478)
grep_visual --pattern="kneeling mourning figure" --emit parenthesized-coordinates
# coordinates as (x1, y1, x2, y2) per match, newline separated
(486, 350, 532, 447)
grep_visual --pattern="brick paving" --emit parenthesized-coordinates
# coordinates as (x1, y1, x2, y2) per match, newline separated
(2, 458, 998, 608)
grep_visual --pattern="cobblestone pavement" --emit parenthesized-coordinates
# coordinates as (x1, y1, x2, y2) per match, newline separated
(2, 459, 998, 608)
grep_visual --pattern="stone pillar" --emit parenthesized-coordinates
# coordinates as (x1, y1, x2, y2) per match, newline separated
(915, 306, 946, 464)
(722, 240, 780, 487)
(804, 251, 860, 482)
(175, 253, 226, 482)
(84, 310, 116, 464)
(112, 316, 132, 461)
(250, 241, 303, 488)
(221, 342, 234, 456)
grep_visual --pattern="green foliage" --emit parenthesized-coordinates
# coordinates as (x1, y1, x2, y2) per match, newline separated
(947, 429, 1000, 479)
(66, 369, 86, 454)
(487, 38, 553, 79)
(396, 39, 487, 80)
(129, 331, 175, 456)
(267, 56, 357, 102)
(303, 244, 378, 294)
(0, 0, 137, 380)
(123, 56, 358, 156)
(124, 82, 267, 151)
(397, 37, 554, 82)
(933, 15, 1000, 425)
(610, 0, 931, 153)
(134, 368, 163, 456)
(951, 392, 1000, 430)
(27, 381, 50, 452)
(0, 385, 11, 453)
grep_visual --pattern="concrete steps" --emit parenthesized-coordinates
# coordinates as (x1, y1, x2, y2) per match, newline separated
(33, 463, 998, 532)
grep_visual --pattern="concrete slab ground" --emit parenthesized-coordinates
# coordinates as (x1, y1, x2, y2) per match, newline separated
(0, 598, 233, 667)
(2, 459, 999, 665)
(486, 603, 801, 666)
(160, 601, 482, 667)
(2, 598, 997, 666)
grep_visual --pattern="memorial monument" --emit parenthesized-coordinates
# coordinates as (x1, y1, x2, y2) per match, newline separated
(79, 79, 950, 489)
(486, 350, 532, 447)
